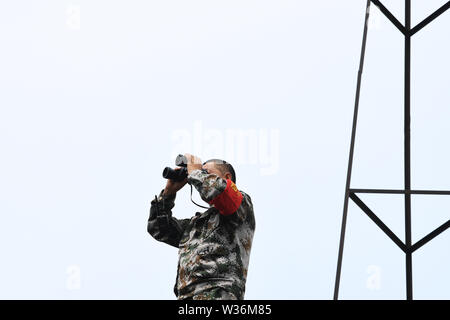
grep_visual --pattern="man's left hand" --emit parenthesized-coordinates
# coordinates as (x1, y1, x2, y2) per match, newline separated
(185, 153, 202, 174)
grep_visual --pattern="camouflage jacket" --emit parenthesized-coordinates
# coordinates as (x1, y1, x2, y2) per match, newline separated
(148, 169, 255, 300)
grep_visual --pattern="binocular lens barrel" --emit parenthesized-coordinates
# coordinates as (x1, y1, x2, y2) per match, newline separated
(162, 167, 173, 179)
(162, 166, 188, 182)
(162, 154, 189, 181)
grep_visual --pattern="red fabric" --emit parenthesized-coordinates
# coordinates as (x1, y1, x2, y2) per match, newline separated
(209, 179, 243, 216)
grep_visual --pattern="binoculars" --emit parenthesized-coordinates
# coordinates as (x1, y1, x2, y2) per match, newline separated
(162, 154, 189, 182)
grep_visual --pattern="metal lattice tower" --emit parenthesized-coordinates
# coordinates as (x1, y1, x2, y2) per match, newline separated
(334, 0, 450, 300)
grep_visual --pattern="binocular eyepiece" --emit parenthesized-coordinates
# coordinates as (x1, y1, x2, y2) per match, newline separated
(162, 154, 189, 182)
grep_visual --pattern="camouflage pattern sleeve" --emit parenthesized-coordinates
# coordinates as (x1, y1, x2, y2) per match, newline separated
(147, 190, 190, 248)
(188, 169, 245, 218)
(233, 190, 253, 223)
(187, 169, 228, 203)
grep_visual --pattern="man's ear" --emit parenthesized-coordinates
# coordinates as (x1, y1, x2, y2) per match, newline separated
(224, 172, 232, 181)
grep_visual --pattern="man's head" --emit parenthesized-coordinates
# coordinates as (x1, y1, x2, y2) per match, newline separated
(202, 159, 236, 183)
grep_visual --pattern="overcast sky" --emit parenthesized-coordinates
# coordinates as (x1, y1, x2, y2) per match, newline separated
(0, 0, 449, 299)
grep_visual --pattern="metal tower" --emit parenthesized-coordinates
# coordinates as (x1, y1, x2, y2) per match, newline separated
(334, 0, 450, 300)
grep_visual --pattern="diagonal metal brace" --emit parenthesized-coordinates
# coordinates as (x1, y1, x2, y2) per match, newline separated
(370, 0, 407, 35)
(410, 220, 450, 253)
(411, 1, 450, 36)
(349, 193, 407, 252)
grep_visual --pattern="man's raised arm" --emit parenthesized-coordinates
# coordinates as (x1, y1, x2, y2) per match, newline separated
(147, 190, 189, 248)
(188, 169, 244, 217)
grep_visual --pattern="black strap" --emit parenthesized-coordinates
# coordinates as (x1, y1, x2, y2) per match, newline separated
(189, 184, 209, 209)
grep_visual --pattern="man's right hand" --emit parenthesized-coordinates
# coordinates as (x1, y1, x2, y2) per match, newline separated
(163, 168, 188, 196)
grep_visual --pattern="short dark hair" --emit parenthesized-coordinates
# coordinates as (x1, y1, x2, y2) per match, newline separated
(203, 159, 236, 183)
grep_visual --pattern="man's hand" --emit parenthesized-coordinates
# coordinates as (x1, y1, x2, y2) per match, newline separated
(184, 153, 202, 175)
(163, 168, 188, 196)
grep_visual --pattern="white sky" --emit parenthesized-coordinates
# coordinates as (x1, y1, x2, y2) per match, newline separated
(0, 0, 449, 299)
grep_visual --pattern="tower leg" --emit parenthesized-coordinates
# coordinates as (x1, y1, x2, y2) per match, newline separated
(404, 0, 413, 300)
(334, 0, 371, 300)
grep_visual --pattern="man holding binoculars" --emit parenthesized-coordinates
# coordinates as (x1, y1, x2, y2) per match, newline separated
(148, 153, 255, 300)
